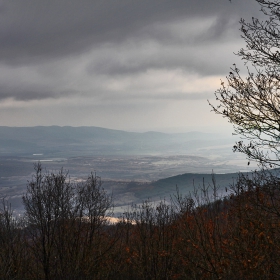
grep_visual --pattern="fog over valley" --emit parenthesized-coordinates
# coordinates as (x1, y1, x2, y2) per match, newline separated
(0, 126, 255, 214)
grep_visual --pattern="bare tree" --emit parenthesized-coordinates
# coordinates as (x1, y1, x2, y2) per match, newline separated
(22, 163, 114, 279)
(0, 199, 27, 279)
(121, 200, 179, 279)
(74, 173, 114, 277)
(209, 0, 280, 167)
(22, 163, 75, 279)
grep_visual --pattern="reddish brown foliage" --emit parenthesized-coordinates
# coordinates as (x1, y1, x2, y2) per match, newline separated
(1, 170, 280, 279)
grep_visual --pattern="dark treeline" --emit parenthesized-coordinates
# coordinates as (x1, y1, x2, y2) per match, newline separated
(1, 163, 280, 279)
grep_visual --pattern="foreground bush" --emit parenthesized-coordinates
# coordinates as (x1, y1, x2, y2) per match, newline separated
(1, 166, 280, 279)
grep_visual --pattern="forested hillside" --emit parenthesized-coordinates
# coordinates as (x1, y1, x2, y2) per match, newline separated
(1, 165, 280, 279)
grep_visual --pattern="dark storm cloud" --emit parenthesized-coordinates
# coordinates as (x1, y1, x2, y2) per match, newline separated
(0, 0, 262, 102)
(84, 0, 261, 77)
(0, 83, 78, 101)
(0, 0, 259, 65)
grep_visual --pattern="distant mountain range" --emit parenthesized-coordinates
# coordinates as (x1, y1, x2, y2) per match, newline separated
(0, 126, 234, 157)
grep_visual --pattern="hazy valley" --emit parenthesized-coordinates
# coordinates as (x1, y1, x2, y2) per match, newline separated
(0, 126, 256, 214)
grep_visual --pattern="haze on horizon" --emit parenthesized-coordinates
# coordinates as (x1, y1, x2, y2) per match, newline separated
(0, 0, 262, 133)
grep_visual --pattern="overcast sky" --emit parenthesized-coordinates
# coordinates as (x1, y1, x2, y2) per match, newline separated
(0, 0, 263, 132)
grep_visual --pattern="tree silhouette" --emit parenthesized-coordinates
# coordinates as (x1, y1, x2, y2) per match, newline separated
(22, 163, 114, 279)
(210, 0, 280, 167)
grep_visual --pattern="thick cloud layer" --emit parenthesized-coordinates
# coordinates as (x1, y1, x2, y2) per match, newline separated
(0, 0, 263, 131)
(0, 0, 258, 64)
